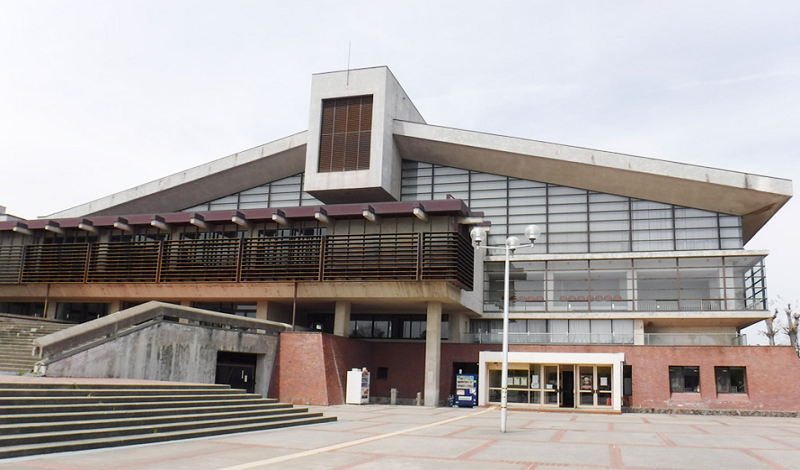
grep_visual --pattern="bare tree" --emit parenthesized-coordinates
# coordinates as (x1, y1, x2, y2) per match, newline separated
(783, 303, 800, 354)
(761, 309, 779, 346)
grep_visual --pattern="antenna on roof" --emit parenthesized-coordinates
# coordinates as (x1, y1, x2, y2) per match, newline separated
(347, 41, 351, 87)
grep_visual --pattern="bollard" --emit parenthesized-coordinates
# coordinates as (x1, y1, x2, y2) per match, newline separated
(415, 391, 422, 406)
(390, 388, 398, 406)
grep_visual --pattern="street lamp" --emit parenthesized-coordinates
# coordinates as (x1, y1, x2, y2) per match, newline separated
(471, 224, 541, 433)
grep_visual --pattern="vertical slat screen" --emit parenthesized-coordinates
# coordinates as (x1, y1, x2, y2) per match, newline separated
(319, 95, 372, 172)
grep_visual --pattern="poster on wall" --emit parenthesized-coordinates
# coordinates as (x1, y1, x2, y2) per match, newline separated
(581, 374, 593, 390)
(531, 374, 540, 389)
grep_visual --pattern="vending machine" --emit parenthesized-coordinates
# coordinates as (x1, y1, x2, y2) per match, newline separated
(455, 373, 478, 407)
(346, 368, 370, 404)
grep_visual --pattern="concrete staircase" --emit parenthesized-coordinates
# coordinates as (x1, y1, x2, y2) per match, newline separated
(0, 381, 336, 459)
(0, 317, 72, 373)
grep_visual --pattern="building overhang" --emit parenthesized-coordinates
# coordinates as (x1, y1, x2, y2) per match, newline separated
(393, 120, 792, 243)
(44, 132, 309, 219)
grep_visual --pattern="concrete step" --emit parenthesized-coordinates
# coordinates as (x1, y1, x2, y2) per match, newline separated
(0, 401, 295, 425)
(0, 392, 265, 407)
(0, 415, 335, 460)
(0, 387, 249, 397)
(0, 410, 322, 445)
(0, 381, 234, 390)
(0, 397, 279, 415)
(0, 379, 336, 459)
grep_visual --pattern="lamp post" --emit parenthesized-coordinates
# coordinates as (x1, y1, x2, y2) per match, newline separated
(471, 224, 541, 433)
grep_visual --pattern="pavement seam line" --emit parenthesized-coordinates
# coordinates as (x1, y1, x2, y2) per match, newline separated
(216, 406, 498, 470)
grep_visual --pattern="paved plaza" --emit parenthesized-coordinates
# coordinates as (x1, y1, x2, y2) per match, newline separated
(2, 405, 800, 470)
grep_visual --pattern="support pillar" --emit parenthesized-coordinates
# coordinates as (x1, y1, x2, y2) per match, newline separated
(44, 301, 57, 320)
(108, 300, 123, 314)
(179, 300, 192, 324)
(448, 311, 469, 344)
(424, 301, 442, 407)
(634, 319, 645, 345)
(333, 301, 351, 337)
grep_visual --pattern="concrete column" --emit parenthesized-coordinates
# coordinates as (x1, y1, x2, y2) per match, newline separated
(179, 300, 192, 324)
(256, 300, 269, 321)
(448, 311, 469, 343)
(633, 319, 645, 345)
(333, 301, 351, 337)
(108, 300, 123, 314)
(424, 301, 442, 407)
(44, 301, 57, 320)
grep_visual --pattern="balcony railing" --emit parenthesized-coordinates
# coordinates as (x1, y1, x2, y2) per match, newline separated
(0, 232, 474, 290)
(465, 332, 747, 346)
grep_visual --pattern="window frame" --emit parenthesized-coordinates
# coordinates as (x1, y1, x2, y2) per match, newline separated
(715, 366, 747, 394)
(669, 365, 700, 393)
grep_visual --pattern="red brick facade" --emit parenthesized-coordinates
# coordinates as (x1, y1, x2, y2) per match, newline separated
(276, 332, 800, 412)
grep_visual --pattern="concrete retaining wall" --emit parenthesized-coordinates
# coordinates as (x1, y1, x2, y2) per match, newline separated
(43, 321, 279, 397)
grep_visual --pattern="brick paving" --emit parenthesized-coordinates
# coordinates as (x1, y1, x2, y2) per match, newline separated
(2, 405, 800, 470)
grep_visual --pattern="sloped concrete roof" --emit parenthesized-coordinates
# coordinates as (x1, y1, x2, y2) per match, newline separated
(393, 121, 792, 242)
(44, 120, 791, 243)
(46, 132, 308, 219)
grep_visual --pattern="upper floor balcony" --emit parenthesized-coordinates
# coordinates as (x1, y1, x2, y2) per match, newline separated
(483, 254, 767, 314)
(0, 232, 474, 290)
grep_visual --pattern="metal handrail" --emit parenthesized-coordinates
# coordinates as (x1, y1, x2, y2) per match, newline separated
(465, 331, 747, 346)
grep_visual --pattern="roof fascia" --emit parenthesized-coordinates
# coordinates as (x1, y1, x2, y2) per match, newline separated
(393, 120, 792, 242)
(45, 131, 308, 219)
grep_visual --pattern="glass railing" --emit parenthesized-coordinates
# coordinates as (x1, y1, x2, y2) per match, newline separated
(464, 332, 746, 346)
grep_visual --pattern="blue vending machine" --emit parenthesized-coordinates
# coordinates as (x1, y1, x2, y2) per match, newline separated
(455, 374, 478, 407)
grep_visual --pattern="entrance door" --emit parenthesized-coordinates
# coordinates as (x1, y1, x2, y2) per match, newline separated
(215, 351, 257, 394)
(560, 369, 575, 408)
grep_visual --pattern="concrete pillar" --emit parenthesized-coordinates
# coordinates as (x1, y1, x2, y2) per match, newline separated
(44, 301, 57, 320)
(108, 300, 123, 314)
(256, 300, 269, 321)
(448, 311, 469, 343)
(333, 301, 351, 337)
(424, 301, 442, 407)
(634, 319, 645, 345)
(179, 300, 192, 324)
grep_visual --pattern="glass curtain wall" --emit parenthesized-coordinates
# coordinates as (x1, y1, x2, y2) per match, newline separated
(182, 174, 321, 212)
(400, 161, 743, 253)
(484, 256, 766, 313)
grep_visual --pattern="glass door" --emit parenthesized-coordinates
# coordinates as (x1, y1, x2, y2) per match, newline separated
(578, 366, 595, 406)
(530, 364, 542, 405)
(544, 365, 559, 406)
(597, 366, 612, 407)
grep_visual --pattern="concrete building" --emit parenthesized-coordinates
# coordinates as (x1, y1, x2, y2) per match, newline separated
(1, 66, 798, 413)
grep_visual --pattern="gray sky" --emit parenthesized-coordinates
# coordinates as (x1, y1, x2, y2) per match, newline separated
(2, 1, 798, 341)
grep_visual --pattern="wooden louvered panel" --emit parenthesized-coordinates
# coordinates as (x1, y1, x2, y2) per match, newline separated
(318, 134, 334, 173)
(7, 231, 473, 287)
(318, 95, 372, 173)
(331, 133, 346, 172)
(159, 239, 240, 283)
(421, 232, 474, 291)
(332, 98, 348, 133)
(241, 236, 322, 281)
(21, 244, 89, 283)
(87, 241, 159, 283)
(357, 131, 371, 170)
(345, 98, 361, 132)
(321, 100, 336, 134)
(323, 233, 419, 281)
(0, 245, 24, 283)
(344, 132, 360, 171)
(360, 99, 372, 131)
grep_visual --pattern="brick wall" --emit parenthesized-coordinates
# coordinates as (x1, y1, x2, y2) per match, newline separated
(277, 333, 800, 412)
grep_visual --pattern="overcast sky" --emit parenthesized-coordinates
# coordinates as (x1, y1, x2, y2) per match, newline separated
(1, 1, 798, 341)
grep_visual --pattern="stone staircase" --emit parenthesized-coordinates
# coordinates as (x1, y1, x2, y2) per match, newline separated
(0, 316, 73, 373)
(0, 381, 336, 459)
